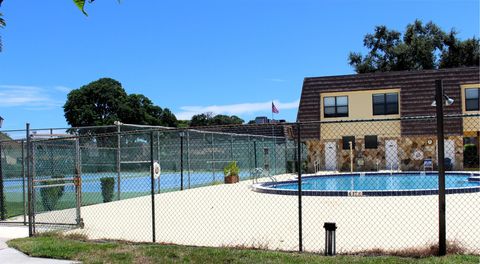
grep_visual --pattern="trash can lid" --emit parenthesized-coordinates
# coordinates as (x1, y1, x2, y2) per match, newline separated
(323, 222, 337, 231)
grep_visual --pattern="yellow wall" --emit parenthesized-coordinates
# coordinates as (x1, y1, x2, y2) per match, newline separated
(319, 89, 401, 140)
(460, 84, 480, 134)
(320, 88, 401, 121)
(320, 121, 401, 140)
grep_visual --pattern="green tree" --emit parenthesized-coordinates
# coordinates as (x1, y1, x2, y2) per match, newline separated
(190, 113, 244, 127)
(211, 115, 244, 126)
(160, 108, 178, 127)
(441, 32, 480, 68)
(64, 78, 178, 127)
(190, 113, 211, 127)
(349, 20, 480, 73)
(0, 132, 11, 141)
(64, 78, 128, 127)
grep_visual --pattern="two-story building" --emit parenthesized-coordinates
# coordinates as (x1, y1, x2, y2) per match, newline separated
(297, 67, 480, 171)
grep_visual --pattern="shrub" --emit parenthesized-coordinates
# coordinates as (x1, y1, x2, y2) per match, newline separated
(286, 160, 295, 173)
(293, 160, 309, 173)
(100, 177, 115, 203)
(40, 174, 65, 211)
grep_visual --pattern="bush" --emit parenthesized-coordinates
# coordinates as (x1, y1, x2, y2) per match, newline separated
(286, 160, 295, 173)
(464, 144, 479, 167)
(100, 177, 115, 203)
(40, 174, 65, 211)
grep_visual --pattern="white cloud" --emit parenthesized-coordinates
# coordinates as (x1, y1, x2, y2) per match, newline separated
(0, 85, 62, 109)
(175, 99, 300, 120)
(54, 86, 73, 93)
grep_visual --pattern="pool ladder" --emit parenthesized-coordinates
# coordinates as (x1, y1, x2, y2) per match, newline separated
(252, 167, 276, 184)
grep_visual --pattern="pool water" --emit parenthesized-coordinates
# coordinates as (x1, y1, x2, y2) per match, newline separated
(276, 173, 479, 191)
(254, 172, 480, 196)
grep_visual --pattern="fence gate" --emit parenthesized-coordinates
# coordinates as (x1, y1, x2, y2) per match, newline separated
(29, 137, 83, 234)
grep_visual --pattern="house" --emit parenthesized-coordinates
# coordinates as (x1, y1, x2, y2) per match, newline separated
(297, 67, 480, 172)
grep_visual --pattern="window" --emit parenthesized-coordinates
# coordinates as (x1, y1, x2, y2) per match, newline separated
(324, 96, 348, 118)
(373, 93, 399, 115)
(465, 88, 479, 111)
(365, 135, 378, 149)
(342, 136, 355, 150)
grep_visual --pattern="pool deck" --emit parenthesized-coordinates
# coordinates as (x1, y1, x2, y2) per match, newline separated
(13, 172, 480, 254)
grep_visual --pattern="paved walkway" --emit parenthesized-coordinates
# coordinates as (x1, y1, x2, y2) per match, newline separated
(0, 226, 79, 264)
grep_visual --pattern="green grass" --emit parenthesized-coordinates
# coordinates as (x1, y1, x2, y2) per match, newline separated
(7, 233, 480, 264)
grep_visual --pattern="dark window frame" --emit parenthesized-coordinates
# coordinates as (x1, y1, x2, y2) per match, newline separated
(465, 88, 480, 111)
(372, 93, 399, 115)
(323, 96, 349, 118)
(364, 135, 378, 149)
(342, 136, 355, 150)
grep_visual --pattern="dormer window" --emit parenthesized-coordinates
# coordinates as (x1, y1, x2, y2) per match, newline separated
(465, 88, 479, 111)
(324, 96, 348, 118)
(373, 93, 399, 115)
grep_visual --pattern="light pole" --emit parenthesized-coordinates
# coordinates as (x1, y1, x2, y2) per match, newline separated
(432, 79, 454, 256)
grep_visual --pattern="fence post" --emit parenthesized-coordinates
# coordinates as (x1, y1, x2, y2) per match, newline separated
(296, 123, 303, 252)
(150, 131, 156, 243)
(116, 124, 121, 201)
(22, 140, 26, 225)
(253, 140, 257, 169)
(435, 80, 447, 256)
(26, 123, 33, 237)
(230, 135, 234, 162)
(284, 140, 288, 173)
(0, 142, 5, 220)
(273, 131, 277, 176)
(180, 131, 184, 191)
(211, 133, 215, 182)
(157, 131, 161, 193)
(187, 131, 191, 189)
(31, 132, 36, 234)
(75, 137, 83, 228)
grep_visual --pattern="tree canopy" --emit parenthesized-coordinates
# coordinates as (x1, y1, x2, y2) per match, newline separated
(349, 20, 480, 73)
(190, 113, 244, 127)
(0, 132, 11, 141)
(63, 78, 177, 127)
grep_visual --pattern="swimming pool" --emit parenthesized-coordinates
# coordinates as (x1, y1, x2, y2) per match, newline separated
(252, 172, 480, 196)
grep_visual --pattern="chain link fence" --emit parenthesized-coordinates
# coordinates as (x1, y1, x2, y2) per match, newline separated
(0, 114, 479, 255)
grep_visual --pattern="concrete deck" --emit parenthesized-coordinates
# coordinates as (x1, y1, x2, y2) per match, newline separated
(10, 173, 480, 254)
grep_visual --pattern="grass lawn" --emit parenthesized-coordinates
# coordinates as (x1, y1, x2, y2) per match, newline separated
(7, 233, 480, 264)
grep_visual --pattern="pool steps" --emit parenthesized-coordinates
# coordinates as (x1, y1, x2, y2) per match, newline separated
(468, 176, 480, 182)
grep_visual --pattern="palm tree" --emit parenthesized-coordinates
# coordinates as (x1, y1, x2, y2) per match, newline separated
(0, 12, 5, 52)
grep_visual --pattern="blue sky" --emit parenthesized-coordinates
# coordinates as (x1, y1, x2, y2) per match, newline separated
(0, 0, 479, 130)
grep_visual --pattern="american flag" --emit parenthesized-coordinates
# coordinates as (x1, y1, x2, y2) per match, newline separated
(272, 102, 279, 114)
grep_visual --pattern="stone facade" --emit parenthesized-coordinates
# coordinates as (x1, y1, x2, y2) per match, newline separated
(305, 136, 464, 172)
